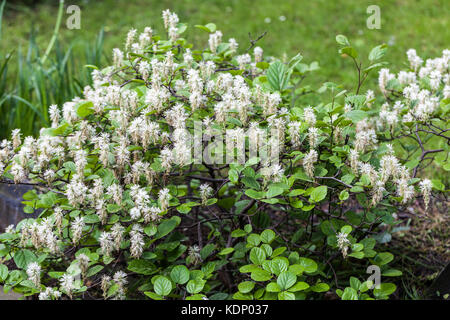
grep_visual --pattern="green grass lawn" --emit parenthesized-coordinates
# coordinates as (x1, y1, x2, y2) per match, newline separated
(3, 0, 449, 88)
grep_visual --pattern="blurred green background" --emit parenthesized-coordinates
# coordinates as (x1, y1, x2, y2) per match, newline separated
(0, 0, 449, 138)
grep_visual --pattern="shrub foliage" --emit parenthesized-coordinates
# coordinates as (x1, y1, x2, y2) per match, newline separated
(0, 10, 448, 300)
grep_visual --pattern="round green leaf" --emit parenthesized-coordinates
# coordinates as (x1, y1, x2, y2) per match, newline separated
(170, 265, 190, 284)
(260, 229, 276, 244)
(277, 271, 296, 290)
(186, 279, 206, 294)
(153, 276, 172, 296)
(238, 281, 255, 294)
(249, 247, 266, 265)
(298, 257, 318, 274)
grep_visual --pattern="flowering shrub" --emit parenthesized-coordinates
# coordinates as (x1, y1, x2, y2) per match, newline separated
(0, 10, 448, 300)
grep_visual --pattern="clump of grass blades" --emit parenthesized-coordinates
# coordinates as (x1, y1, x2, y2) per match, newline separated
(0, 0, 104, 139)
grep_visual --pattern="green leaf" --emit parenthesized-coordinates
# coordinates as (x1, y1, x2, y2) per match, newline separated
(75, 101, 94, 118)
(266, 282, 281, 292)
(247, 233, 261, 247)
(245, 189, 264, 199)
(170, 265, 190, 284)
(267, 61, 289, 91)
(249, 247, 266, 265)
(127, 259, 156, 275)
(368, 44, 387, 61)
(242, 177, 260, 189)
(238, 281, 255, 294)
(251, 269, 272, 282)
(144, 291, 163, 300)
(278, 291, 295, 300)
(219, 247, 234, 255)
(310, 186, 327, 203)
(336, 34, 350, 46)
(154, 276, 172, 296)
(186, 279, 206, 294)
(288, 281, 309, 292)
(266, 185, 284, 198)
(346, 110, 368, 123)
(277, 271, 296, 290)
(382, 269, 402, 277)
(228, 169, 239, 184)
(374, 252, 394, 266)
(231, 229, 247, 238)
(342, 287, 359, 300)
(340, 46, 358, 59)
(260, 229, 276, 244)
(155, 216, 181, 239)
(205, 23, 217, 32)
(431, 179, 445, 191)
(200, 244, 216, 260)
(106, 204, 121, 213)
(86, 265, 104, 277)
(374, 283, 396, 297)
(13, 249, 37, 269)
(311, 282, 330, 292)
(339, 190, 349, 201)
(298, 257, 317, 274)
(350, 277, 361, 290)
(341, 225, 352, 234)
(0, 264, 8, 281)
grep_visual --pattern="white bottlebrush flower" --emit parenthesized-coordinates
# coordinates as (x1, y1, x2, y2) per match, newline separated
(111, 223, 125, 251)
(228, 38, 239, 53)
(371, 180, 386, 206)
(99, 231, 114, 257)
(101, 275, 111, 299)
(396, 178, 415, 204)
(113, 48, 124, 68)
(254, 46, 263, 63)
(77, 253, 90, 275)
(199, 183, 213, 205)
(366, 89, 375, 107)
(70, 216, 85, 244)
(113, 271, 128, 300)
(303, 149, 318, 178)
(158, 188, 170, 211)
(303, 107, 316, 127)
(208, 30, 223, 53)
(11, 129, 21, 149)
(49, 104, 60, 127)
(378, 68, 395, 94)
(236, 54, 251, 69)
(130, 206, 142, 220)
(406, 48, 423, 71)
(188, 245, 202, 265)
(419, 179, 432, 211)
(349, 149, 359, 174)
(288, 121, 302, 148)
(130, 224, 144, 259)
(308, 127, 320, 148)
(39, 287, 61, 300)
(336, 232, 350, 258)
(125, 28, 137, 51)
(60, 274, 75, 298)
(26, 262, 41, 287)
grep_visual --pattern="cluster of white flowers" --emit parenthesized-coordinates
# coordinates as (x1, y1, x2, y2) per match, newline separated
(336, 232, 350, 258)
(378, 49, 449, 122)
(199, 183, 213, 205)
(419, 179, 432, 211)
(26, 262, 41, 287)
(162, 9, 180, 42)
(0, 9, 444, 300)
(303, 149, 318, 178)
